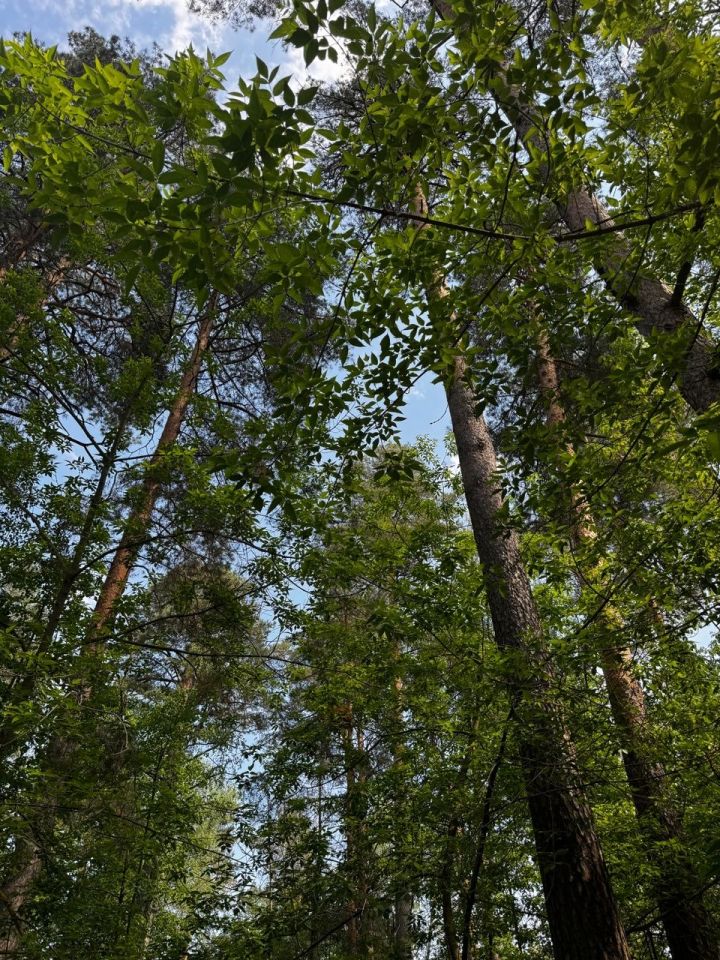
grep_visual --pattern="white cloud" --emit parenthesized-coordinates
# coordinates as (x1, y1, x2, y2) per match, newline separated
(1, 0, 222, 56)
(98, 0, 222, 54)
(133, 0, 221, 53)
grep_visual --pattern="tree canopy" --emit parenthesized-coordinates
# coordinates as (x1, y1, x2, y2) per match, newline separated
(1, 2, 720, 958)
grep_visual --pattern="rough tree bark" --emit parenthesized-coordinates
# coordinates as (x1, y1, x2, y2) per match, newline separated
(536, 333, 720, 960)
(446, 357, 631, 960)
(431, 0, 720, 414)
(412, 185, 632, 960)
(0, 304, 215, 954)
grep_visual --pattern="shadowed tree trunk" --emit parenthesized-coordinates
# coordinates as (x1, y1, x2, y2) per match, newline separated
(412, 183, 632, 960)
(445, 358, 631, 960)
(430, 0, 720, 414)
(536, 332, 720, 960)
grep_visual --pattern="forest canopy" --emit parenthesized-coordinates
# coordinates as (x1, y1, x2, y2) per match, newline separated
(1, 2, 720, 958)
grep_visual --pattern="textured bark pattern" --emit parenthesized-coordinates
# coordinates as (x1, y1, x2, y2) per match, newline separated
(412, 179, 630, 958)
(537, 339, 719, 959)
(393, 892, 412, 960)
(560, 190, 719, 413)
(603, 651, 720, 960)
(89, 306, 214, 639)
(447, 363, 631, 960)
(432, 0, 720, 412)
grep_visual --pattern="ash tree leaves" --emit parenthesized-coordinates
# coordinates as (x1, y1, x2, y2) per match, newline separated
(0, 37, 334, 303)
(2, 5, 720, 959)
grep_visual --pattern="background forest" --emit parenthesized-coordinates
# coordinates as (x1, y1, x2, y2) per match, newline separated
(1, 0, 720, 958)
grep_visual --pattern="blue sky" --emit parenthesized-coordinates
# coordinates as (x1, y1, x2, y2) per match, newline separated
(1, 0, 240, 66)
(0, 0, 358, 94)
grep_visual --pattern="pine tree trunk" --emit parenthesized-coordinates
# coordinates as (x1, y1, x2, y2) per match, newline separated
(411, 184, 631, 960)
(446, 361, 631, 960)
(431, 0, 720, 413)
(0, 735, 78, 954)
(536, 335, 720, 960)
(0, 307, 215, 952)
(89, 304, 215, 640)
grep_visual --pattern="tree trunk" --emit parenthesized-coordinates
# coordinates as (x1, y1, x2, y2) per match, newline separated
(0, 732, 79, 954)
(0, 306, 215, 952)
(89, 304, 215, 641)
(394, 891, 412, 960)
(431, 0, 720, 413)
(440, 813, 462, 960)
(446, 360, 631, 960)
(341, 704, 366, 956)
(0, 842, 43, 957)
(391, 670, 413, 960)
(536, 334, 720, 960)
(411, 183, 631, 960)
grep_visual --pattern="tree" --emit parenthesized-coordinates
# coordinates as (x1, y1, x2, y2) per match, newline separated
(1, 6, 719, 958)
